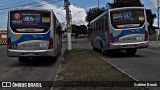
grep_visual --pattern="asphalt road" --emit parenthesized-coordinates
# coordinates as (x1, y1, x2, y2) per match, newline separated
(1, 40, 160, 90)
(0, 45, 64, 90)
(72, 40, 160, 90)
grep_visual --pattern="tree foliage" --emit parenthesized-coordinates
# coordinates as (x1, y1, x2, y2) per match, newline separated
(108, 0, 144, 8)
(72, 25, 88, 37)
(146, 9, 156, 34)
(85, 7, 105, 23)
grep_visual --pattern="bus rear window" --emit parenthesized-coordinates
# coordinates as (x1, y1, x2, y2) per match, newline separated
(110, 9, 145, 29)
(10, 10, 51, 33)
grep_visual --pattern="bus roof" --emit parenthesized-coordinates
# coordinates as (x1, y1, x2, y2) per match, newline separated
(109, 7, 145, 11)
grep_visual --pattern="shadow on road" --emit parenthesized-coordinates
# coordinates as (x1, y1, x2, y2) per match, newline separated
(93, 49, 144, 58)
(11, 57, 57, 67)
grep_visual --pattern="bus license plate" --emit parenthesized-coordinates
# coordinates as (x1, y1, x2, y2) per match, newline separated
(23, 44, 39, 48)
(26, 53, 34, 56)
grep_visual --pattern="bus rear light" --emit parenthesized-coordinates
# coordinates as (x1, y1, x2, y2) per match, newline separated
(145, 31, 148, 41)
(109, 33, 114, 43)
(48, 37, 53, 49)
(7, 37, 12, 49)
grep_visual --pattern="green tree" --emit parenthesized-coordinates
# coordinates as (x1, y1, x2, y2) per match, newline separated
(146, 9, 156, 34)
(85, 7, 105, 23)
(108, 0, 144, 8)
(72, 25, 88, 37)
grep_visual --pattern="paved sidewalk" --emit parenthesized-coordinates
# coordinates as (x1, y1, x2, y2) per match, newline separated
(63, 38, 92, 50)
(149, 41, 160, 47)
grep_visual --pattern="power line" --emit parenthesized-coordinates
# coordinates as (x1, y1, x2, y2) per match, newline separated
(0, 0, 59, 11)
(0, 1, 39, 11)
(0, 0, 31, 7)
(0, 0, 63, 13)
(145, 0, 157, 8)
(34, 0, 63, 7)
(0, 0, 63, 16)
(0, 0, 53, 8)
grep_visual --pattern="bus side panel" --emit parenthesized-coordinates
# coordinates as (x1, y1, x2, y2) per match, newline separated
(92, 31, 110, 50)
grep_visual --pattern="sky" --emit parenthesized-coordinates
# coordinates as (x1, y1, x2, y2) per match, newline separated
(0, 0, 159, 28)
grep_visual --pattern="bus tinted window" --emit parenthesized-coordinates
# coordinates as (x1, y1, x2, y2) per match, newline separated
(110, 9, 144, 29)
(10, 10, 51, 33)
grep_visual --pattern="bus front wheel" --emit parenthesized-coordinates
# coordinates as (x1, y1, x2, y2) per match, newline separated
(126, 49, 137, 55)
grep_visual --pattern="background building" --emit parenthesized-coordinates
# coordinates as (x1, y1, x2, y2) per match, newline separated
(0, 28, 7, 45)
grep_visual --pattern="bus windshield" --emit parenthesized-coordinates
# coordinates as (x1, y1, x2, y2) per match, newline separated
(10, 10, 51, 33)
(110, 8, 145, 29)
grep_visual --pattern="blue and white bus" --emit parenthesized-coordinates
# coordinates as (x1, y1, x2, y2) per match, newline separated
(7, 9, 62, 62)
(90, 7, 149, 55)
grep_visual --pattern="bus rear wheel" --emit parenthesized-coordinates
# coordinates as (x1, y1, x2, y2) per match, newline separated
(48, 56, 57, 62)
(126, 49, 137, 55)
(101, 41, 105, 55)
(92, 41, 96, 51)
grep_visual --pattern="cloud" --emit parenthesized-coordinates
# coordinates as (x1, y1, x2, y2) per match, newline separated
(70, 5, 87, 25)
(149, 0, 157, 10)
(37, 0, 87, 26)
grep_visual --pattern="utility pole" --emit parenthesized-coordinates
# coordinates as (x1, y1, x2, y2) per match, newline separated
(157, 0, 159, 42)
(98, 0, 99, 9)
(64, 0, 72, 50)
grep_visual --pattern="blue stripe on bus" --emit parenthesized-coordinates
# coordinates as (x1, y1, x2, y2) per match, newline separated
(112, 26, 145, 40)
(10, 30, 50, 44)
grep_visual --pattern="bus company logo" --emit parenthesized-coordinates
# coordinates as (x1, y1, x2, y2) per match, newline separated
(2, 82, 11, 87)
(14, 13, 21, 21)
(35, 16, 40, 22)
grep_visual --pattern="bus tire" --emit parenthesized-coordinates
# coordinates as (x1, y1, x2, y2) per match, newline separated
(53, 56, 57, 62)
(126, 49, 137, 55)
(101, 41, 105, 55)
(49, 56, 57, 62)
(18, 57, 28, 62)
(92, 41, 96, 51)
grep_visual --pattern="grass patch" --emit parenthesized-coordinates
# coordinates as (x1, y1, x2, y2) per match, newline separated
(56, 49, 148, 90)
